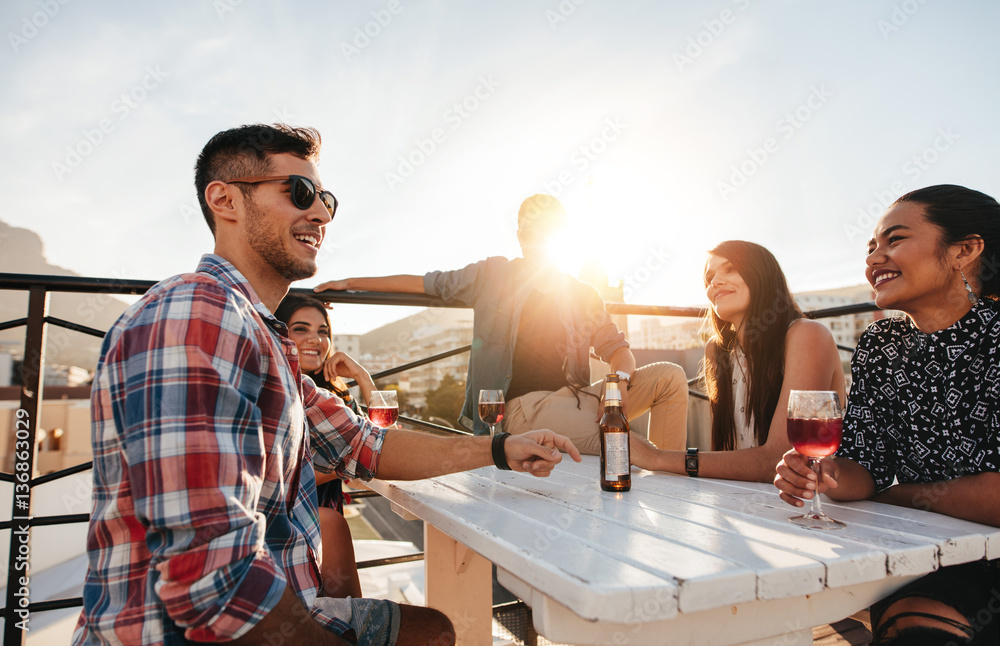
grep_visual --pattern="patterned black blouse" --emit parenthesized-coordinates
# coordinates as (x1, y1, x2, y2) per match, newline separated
(839, 298, 1000, 492)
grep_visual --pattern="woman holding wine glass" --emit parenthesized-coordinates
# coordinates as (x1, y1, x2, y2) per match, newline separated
(275, 294, 378, 600)
(775, 185, 1000, 645)
(630, 240, 845, 482)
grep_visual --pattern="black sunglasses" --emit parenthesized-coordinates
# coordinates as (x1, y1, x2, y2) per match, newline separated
(225, 175, 338, 219)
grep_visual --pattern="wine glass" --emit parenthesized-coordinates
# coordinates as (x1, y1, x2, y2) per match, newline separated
(478, 390, 505, 436)
(368, 390, 399, 427)
(787, 390, 846, 530)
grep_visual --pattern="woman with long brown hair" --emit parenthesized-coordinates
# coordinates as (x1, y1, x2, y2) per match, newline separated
(631, 240, 845, 481)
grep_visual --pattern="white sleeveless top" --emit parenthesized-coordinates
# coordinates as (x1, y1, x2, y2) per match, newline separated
(732, 347, 757, 449)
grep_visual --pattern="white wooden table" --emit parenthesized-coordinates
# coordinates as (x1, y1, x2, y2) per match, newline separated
(367, 456, 1000, 646)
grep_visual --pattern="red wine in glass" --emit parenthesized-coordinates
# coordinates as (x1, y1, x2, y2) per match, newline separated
(479, 389, 504, 435)
(787, 417, 842, 458)
(369, 406, 398, 427)
(479, 401, 505, 426)
(786, 390, 846, 530)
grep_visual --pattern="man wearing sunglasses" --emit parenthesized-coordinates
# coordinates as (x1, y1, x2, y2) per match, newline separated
(73, 123, 581, 646)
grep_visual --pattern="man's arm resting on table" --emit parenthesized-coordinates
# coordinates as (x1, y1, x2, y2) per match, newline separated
(375, 428, 582, 480)
(868, 471, 1000, 527)
(314, 275, 425, 294)
(226, 586, 350, 646)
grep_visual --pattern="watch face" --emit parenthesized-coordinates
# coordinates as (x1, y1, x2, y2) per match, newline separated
(685, 456, 697, 471)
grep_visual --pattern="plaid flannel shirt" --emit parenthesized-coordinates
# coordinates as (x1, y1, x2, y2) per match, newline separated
(72, 255, 386, 645)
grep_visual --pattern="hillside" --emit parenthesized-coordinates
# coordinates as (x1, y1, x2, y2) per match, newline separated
(0, 220, 131, 373)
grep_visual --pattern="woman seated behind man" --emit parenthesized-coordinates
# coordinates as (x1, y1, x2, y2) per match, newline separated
(275, 294, 379, 600)
(776, 185, 1000, 645)
(631, 240, 845, 482)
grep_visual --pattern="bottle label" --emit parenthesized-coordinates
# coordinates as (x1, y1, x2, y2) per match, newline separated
(604, 433, 630, 477)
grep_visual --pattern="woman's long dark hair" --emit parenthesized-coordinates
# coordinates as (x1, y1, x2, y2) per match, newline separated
(894, 184, 1000, 299)
(274, 294, 337, 390)
(702, 241, 803, 450)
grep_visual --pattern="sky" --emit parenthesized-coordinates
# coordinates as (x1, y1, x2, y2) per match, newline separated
(2, 1, 999, 334)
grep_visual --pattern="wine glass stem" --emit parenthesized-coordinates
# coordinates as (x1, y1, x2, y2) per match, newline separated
(489, 424, 496, 437)
(808, 457, 824, 517)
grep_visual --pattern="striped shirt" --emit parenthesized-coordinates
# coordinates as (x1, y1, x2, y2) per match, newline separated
(73, 255, 386, 645)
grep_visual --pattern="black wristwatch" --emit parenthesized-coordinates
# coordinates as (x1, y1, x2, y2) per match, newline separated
(685, 448, 699, 477)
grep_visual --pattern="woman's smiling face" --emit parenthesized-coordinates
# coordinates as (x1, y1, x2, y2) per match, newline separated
(866, 201, 955, 315)
(286, 305, 331, 374)
(705, 254, 751, 329)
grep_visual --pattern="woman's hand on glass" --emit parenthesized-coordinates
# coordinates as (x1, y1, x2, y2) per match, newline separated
(774, 448, 840, 507)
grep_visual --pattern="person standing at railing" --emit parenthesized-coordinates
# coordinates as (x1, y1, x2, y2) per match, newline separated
(314, 193, 689, 455)
(73, 123, 581, 646)
(775, 185, 1000, 645)
(629, 240, 845, 481)
(275, 293, 378, 601)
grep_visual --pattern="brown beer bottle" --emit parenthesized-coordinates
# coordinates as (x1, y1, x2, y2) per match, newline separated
(600, 373, 631, 492)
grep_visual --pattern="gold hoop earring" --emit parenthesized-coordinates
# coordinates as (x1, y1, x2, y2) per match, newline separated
(961, 269, 978, 306)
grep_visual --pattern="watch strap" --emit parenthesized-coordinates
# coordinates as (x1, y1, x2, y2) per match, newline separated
(492, 432, 512, 470)
(685, 447, 699, 477)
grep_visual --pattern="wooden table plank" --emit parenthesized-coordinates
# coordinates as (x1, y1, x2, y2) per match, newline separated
(373, 476, 685, 621)
(556, 461, 940, 586)
(368, 454, 998, 646)
(467, 467, 827, 604)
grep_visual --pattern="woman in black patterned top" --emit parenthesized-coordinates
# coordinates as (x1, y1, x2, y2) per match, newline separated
(776, 185, 1000, 645)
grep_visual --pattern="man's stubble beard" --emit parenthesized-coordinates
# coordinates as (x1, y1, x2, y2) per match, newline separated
(245, 197, 317, 282)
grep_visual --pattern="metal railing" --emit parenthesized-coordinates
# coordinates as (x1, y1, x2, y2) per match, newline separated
(0, 272, 879, 644)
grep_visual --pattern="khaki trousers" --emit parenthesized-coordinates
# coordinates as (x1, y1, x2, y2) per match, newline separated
(504, 361, 688, 455)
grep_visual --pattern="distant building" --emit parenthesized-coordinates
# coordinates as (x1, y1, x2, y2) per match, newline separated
(359, 308, 475, 410)
(331, 333, 361, 357)
(0, 340, 18, 387)
(0, 353, 11, 387)
(0, 387, 92, 475)
(44, 364, 92, 387)
(401, 324, 474, 409)
(629, 317, 705, 350)
(794, 284, 893, 351)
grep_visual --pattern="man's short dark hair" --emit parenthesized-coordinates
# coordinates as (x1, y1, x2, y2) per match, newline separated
(194, 124, 322, 236)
